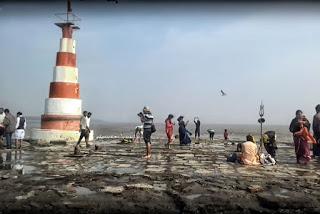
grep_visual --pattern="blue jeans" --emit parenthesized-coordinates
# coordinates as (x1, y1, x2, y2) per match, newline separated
(5, 133, 12, 149)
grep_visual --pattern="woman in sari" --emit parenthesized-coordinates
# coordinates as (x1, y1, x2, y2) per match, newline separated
(165, 114, 174, 148)
(177, 116, 192, 145)
(293, 116, 314, 164)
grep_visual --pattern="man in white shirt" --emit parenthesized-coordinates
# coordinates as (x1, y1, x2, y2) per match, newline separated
(87, 112, 92, 129)
(75, 111, 89, 154)
(15, 112, 26, 149)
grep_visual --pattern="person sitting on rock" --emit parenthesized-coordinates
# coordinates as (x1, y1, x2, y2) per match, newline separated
(262, 131, 277, 159)
(240, 134, 260, 165)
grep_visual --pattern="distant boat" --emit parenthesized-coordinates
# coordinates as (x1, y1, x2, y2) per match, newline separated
(220, 90, 227, 96)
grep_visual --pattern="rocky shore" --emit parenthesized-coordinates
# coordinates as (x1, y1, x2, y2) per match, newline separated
(0, 139, 319, 213)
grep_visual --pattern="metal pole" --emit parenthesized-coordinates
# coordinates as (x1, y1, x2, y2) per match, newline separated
(258, 101, 265, 152)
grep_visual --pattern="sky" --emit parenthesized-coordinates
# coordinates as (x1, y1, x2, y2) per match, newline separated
(1, 1, 320, 125)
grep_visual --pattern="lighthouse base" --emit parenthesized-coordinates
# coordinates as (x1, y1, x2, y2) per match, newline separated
(30, 128, 94, 144)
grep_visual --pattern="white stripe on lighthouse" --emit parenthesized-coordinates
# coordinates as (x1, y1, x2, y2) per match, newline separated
(53, 66, 78, 83)
(59, 38, 76, 54)
(44, 98, 82, 115)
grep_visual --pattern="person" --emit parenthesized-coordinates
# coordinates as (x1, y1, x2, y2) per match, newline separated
(262, 131, 277, 159)
(177, 116, 191, 145)
(207, 129, 215, 140)
(165, 114, 174, 148)
(87, 112, 92, 129)
(194, 117, 201, 140)
(224, 129, 229, 143)
(134, 125, 143, 143)
(240, 135, 260, 165)
(138, 106, 154, 159)
(15, 112, 26, 149)
(293, 117, 315, 164)
(3, 109, 16, 149)
(290, 110, 310, 134)
(312, 104, 320, 157)
(0, 108, 5, 146)
(75, 111, 90, 153)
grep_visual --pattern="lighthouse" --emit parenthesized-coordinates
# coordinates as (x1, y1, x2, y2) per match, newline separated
(31, 0, 93, 143)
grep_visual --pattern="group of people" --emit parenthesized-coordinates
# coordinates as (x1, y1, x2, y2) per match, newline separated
(0, 108, 26, 149)
(4, 104, 320, 166)
(74, 110, 92, 154)
(135, 106, 231, 159)
(289, 107, 320, 164)
(227, 105, 320, 166)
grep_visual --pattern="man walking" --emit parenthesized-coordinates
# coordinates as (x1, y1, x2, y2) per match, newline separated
(138, 106, 154, 159)
(3, 109, 16, 149)
(75, 111, 89, 154)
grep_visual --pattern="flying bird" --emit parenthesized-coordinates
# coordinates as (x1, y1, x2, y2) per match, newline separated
(220, 90, 227, 96)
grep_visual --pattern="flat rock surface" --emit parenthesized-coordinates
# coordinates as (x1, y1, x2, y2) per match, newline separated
(0, 139, 319, 213)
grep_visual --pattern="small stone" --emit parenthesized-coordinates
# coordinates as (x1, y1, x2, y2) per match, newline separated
(247, 185, 264, 193)
(1, 175, 9, 179)
(100, 186, 124, 194)
(16, 190, 35, 200)
(125, 183, 154, 190)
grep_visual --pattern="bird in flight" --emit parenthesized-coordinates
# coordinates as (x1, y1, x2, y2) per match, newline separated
(220, 90, 227, 96)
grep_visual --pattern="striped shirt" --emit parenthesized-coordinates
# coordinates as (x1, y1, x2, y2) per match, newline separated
(141, 113, 154, 129)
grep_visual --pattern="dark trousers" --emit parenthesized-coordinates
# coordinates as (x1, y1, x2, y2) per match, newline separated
(143, 128, 152, 144)
(5, 133, 13, 149)
(209, 133, 214, 140)
(313, 135, 320, 157)
(195, 128, 200, 138)
(76, 129, 89, 146)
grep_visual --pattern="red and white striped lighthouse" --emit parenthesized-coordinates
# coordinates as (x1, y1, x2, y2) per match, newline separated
(41, 22, 81, 131)
(31, 0, 93, 142)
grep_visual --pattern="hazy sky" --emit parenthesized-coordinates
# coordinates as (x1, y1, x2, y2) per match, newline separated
(1, 1, 320, 125)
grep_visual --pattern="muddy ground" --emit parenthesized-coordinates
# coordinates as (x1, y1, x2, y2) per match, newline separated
(0, 139, 320, 213)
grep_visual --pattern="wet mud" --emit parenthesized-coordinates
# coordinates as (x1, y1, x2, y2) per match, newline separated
(0, 139, 320, 213)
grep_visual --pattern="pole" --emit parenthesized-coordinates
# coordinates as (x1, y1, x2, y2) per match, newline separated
(258, 101, 265, 152)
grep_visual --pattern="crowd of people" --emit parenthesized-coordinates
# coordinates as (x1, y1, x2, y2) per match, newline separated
(2, 104, 320, 165)
(134, 105, 320, 164)
(0, 108, 26, 150)
(135, 106, 230, 159)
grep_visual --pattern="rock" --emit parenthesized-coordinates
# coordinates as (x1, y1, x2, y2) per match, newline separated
(257, 191, 318, 209)
(100, 186, 124, 194)
(247, 185, 264, 193)
(1, 175, 9, 179)
(16, 190, 35, 200)
(125, 183, 154, 190)
(50, 140, 67, 145)
(30, 202, 41, 208)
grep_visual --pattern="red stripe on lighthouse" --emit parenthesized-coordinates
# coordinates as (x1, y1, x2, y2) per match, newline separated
(62, 25, 73, 38)
(41, 114, 81, 130)
(56, 52, 76, 67)
(49, 82, 80, 99)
